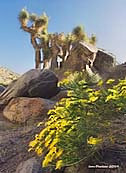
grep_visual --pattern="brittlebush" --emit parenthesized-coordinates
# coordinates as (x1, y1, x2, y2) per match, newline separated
(29, 72, 126, 169)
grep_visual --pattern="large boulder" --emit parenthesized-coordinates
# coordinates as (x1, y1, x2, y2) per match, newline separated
(93, 49, 116, 77)
(28, 70, 60, 98)
(49, 41, 97, 80)
(0, 69, 60, 105)
(3, 97, 55, 123)
(104, 62, 126, 81)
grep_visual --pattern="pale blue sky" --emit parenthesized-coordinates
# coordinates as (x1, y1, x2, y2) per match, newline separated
(0, 0, 126, 73)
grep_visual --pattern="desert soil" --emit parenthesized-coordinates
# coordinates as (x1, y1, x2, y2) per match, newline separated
(0, 111, 45, 173)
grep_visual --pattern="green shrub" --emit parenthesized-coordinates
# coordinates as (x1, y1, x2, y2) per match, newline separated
(29, 73, 126, 169)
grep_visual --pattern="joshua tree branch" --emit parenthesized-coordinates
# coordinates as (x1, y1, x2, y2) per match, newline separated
(31, 34, 41, 49)
(56, 43, 64, 57)
(20, 22, 35, 34)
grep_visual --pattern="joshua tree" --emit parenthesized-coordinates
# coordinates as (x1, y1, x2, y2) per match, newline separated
(19, 8, 49, 69)
(18, 9, 97, 70)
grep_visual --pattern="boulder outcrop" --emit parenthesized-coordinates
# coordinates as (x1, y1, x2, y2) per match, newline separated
(93, 49, 116, 77)
(103, 62, 126, 81)
(3, 97, 55, 123)
(0, 69, 60, 106)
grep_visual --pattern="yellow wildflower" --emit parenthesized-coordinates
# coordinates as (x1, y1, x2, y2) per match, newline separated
(39, 128, 47, 138)
(56, 160, 63, 169)
(49, 138, 59, 149)
(97, 80, 103, 87)
(61, 120, 68, 127)
(89, 96, 98, 102)
(45, 138, 52, 147)
(87, 136, 102, 145)
(43, 148, 57, 167)
(105, 94, 116, 102)
(43, 158, 49, 167)
(28, 148, 33, 152)
(36, 148, 43, 156)
(29, 140, 38, 148)
(86, 88, 93, 92)
(37, 122, 44, 127)
(106, 79, 115, 84)
(55, 149, 63, 158)
(49, 147, 57, 155)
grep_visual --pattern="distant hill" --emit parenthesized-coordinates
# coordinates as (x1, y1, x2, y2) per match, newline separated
(0, 67, 20, 86)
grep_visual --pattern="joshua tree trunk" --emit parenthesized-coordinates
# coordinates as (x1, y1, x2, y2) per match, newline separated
(35, 49, 41, 69)
(31, 34, 42, 69)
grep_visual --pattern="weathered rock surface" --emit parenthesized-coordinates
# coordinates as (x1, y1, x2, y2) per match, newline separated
(0, 113, 64, 173)
(3, 97, 55, 123)
(104, 62, 126, 81)
(0, 69, 60, 106)
(0, 121, 43, 173)
(50, 41, 97, 80)
(93, 49, 116, 77)
(51, 45, 117, 80)
(15, 157, 41, 173)
(51, 89, 68, 102)
(0, 66, 20, 86)
(0, 85, 5, 94)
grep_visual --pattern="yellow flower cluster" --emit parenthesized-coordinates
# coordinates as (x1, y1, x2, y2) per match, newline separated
(28, 76, 126, 170)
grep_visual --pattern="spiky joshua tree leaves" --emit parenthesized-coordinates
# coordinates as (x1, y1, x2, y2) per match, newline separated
(89, 34, 97, 45)
(18, 8, 97, 69)
(19, 8, 29, 27)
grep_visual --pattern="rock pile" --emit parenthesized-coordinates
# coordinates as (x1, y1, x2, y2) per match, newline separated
(0, 69, 60, 104)
(0, 68, 66, 173)
(0, 69, 61, 123)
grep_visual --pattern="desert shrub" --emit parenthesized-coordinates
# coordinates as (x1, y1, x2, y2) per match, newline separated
(58, 71, 100, 88)
(29, 74, 126, 169)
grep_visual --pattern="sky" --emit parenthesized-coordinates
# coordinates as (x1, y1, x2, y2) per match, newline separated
(0, 0, 126, 74)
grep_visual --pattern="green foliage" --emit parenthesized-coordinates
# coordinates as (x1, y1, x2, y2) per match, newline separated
(72, 25, 89, 42)
(29, 73, 126, 169)
(58, 71, 100, 89)
(19, 9, 48, 30)
(19, 8, 97, 46)
(29, 13, 38, 22)
(18, 8, 29, 22)
(72, 25, 84, 37)
(65, 33, 75, 43)
(89, 34, 97, 45)
(35, 14, 48, 28)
